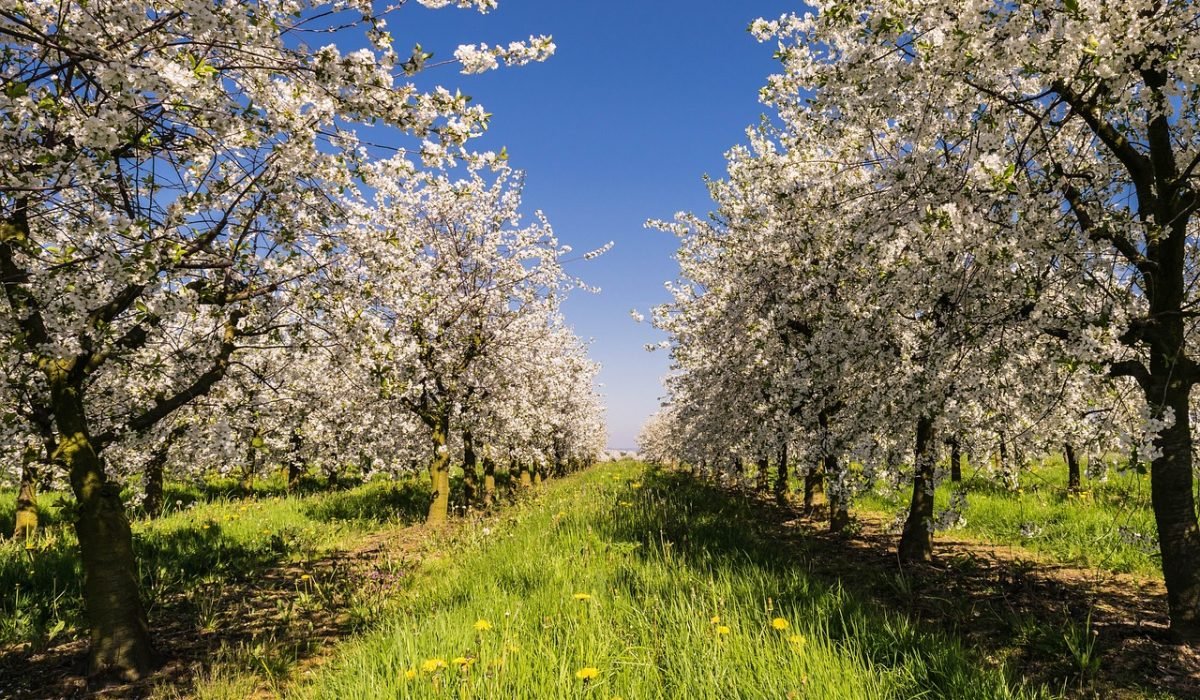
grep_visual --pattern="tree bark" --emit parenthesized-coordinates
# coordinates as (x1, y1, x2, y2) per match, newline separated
(1146, 348, 1200, 642)
(898, 415, 937, 563)
(13, 457, 38, 542)
(53, 379, 157, 678)
(519, 465, 533, 488)
(482, 455, 496, 507)
(827, 451, 850, 534)
(755, 455, 770, 493)
(239, 437, 257, 493)
(426, 412, 452, 525)
(286, 429, 304, 492)
(949, 438, 962, 483)
(462, 431, 478, 508)
(1064, 442, 1081, 493)
(774, 442, 789, 502)
(803, 463, 825, 511)
(142, 446, 165, 519)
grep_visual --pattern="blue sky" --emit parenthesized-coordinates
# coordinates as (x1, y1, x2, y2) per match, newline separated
(396, 1, 800, 448)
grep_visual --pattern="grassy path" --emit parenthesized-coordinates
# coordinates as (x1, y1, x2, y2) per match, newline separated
(293, 462, 1061, 700)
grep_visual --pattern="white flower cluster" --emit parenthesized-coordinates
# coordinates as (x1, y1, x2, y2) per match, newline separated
(455, 35, 556, 75)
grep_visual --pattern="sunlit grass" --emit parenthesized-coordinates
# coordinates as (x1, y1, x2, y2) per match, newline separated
(857, 457, 1160, 577)
(297, 462, 1048, 699)
(0, 475, 429, 648)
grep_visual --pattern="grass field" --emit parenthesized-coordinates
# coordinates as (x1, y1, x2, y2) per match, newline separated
(0, 474, 430, 650)
(856, 457, 1160, 577)
(294, 462, 1051, 700)
(1, 461, 1184, 699)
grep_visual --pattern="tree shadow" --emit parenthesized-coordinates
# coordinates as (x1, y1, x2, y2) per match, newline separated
(603, 467, 1196, 700)
(302, 480, 429, 525)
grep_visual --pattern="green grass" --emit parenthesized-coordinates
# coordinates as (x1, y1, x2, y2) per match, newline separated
(296, 462, 1049, 700)
(0, 474, 430, 649)
(856, 457, 1160, 577)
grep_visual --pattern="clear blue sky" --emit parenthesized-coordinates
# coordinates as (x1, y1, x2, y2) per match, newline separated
(395, 1, 800, 448)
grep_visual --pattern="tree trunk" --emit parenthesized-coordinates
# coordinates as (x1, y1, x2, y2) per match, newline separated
(827, 452, 850, 533)
(13, 458, 38, 542)
(949, 439, 962, 483)
(462, 431, 478, 508)
(53, 383, 157, 679)
(519, 465, 533, 488)
(1064, 442, 1081, 493)
(142, 448, 165, 519)
(774, 442, 789, 502)
(426, 413, 452, 525)
(533, 467, 543, 486)
(755, 455, 770, 493)
(482, 455, 496, 507)
(1146, 354, 1200, 643)
(804, 463, 825, 511)
(898, 415, 937, 563)
(286, 429, 304, 492)
(239, 440, 256, 494)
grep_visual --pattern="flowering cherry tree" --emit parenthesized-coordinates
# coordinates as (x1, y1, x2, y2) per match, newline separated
(0, 0, 557, 678)
(648, 0, 1200, 643)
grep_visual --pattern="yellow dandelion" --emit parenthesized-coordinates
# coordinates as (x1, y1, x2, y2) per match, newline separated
(404, 668, 417, 680)
(710, 615, 720, 624)
(716, 625, 731, 635)
(299, 574, 311, 582)
(452, 656, 475, 667)
(573, 592, 592, 601)
(474, 618, 493, 631)
(420, 658, 447, 673)
(630, 482, 642, 489)
(771, 617, 790, 631)
(789, 634, 807, 650)
(576, 666, 600, 681)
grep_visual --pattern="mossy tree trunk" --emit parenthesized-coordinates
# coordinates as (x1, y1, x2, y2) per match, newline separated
(53, 379, 157, 678)
(14, 453, 39, 542)
(898, 415, 937, 563)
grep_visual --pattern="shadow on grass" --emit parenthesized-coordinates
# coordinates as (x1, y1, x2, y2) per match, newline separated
(302, 480, 429, 525)
(608, 467, 1191, 700)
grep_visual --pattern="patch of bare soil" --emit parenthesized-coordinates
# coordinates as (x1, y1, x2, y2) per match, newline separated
(0, 522, 460, 700)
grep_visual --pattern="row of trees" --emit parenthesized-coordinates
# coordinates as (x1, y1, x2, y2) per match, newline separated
(640, 0, 1200, 644)
(0, 0, 603, 680)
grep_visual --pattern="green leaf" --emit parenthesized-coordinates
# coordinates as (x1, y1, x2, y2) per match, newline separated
(4, 80, 27, 99)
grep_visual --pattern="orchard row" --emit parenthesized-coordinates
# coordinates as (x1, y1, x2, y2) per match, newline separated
(639, 1, 1200, 644)
(0, 0, 603, 681)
